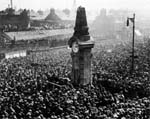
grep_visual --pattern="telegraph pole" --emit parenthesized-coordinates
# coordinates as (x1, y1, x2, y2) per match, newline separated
(131, 13, 135, 74)
(127, 13, 135, 74)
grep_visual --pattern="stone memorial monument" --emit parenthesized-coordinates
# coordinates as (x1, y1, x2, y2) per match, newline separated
(68, 6, 94, 86)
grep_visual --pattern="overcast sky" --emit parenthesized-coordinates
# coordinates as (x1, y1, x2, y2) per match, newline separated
(1, 0, 150, 11)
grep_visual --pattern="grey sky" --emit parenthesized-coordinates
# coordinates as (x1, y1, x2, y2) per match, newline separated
(1, 0, 150, 11)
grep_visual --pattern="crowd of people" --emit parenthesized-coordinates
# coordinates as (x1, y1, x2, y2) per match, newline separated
(0, 38, 150, 118)
(92, 40, 150, 98)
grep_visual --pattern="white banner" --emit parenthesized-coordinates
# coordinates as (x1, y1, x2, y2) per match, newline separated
(5, 50, 27, 59)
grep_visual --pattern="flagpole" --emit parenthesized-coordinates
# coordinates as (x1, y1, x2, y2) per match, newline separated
(131, 13, 135, 75)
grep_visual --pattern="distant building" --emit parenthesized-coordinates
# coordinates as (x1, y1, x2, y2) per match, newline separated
(91, 9, 137, 40)
(0, 8, 30, 31)
(45, 8, 61, 22)
(92, 9, 115, 39)
(31, 8, 74, 30)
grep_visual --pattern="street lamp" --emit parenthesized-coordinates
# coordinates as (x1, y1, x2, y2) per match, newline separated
(127, 13, 135, 74)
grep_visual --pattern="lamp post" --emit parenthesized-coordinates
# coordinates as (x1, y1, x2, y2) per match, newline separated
(127, 13, 135, 74)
